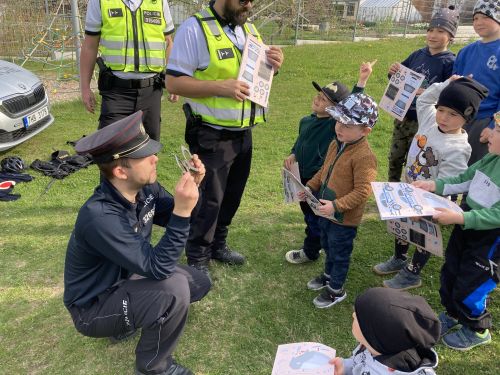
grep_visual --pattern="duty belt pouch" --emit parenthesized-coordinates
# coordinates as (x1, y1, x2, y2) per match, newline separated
(97, 70, 113, 91)
(183, 103, 201, 148)
(96, 57, 113, 91)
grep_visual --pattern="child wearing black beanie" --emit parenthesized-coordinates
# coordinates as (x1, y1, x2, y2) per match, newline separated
(375, 76, 488, 291)
(330, 287, 440, 375)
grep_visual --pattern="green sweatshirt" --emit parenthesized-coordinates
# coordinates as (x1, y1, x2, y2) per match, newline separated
(435, 154, 500, 230)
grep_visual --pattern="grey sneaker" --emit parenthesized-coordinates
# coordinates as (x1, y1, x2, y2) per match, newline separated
(439, 312, 461, 337)
(373, 256, 407, 275)
(307, 273, 330, 290)
(285, 249, 313, 264)
(313, 286, 347, 309)
(383, 268, 422, 290)
(442, 326, 491, 351)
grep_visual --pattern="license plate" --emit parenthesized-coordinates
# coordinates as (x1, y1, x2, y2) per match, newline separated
(23, 106, 49, 129)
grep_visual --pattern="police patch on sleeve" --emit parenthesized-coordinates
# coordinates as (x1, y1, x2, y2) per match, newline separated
(108, 8, 123, 18)
(217, 48, 235, 60)
(143, 10, 162, 25)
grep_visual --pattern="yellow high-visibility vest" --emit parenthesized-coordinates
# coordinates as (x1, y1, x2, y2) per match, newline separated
(186, 7, 266, 128)
(100, 0, 166, 72)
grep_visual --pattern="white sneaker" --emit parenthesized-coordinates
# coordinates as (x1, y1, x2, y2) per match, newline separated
(285, 249, 312, 264)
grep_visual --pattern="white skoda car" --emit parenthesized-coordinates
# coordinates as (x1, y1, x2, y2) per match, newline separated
(0, 60, 55, 151)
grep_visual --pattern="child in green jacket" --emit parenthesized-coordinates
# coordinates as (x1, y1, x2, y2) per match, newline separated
(413, 111, 500, 350)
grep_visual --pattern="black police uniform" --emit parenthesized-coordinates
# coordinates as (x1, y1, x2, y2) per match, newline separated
(64, 111, 211, 375)
(64, 179, 211, 373)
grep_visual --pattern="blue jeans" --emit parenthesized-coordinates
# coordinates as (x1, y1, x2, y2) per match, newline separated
(319, 219, 358, 290)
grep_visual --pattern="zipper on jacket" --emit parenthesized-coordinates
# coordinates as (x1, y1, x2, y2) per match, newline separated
(131, 10, 139, 71)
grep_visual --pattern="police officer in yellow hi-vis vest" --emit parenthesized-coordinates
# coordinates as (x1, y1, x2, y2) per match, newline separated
(80, 0, 178, 141)
(166, 0, 284, 275)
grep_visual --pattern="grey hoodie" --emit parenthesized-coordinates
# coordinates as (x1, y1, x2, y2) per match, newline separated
(343, 345, 438, 375)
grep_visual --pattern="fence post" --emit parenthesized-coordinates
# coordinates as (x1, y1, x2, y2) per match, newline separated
(294, 0, 301, 46)
(403, 0, 411, 38)
(352, 0, 360, 42)
(70, 0, 82, 73)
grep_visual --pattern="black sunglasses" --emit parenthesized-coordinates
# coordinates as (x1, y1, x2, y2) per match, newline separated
(239, 0, 254, 5)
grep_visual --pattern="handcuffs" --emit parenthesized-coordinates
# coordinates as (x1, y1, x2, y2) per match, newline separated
(173, 145, 200, 174)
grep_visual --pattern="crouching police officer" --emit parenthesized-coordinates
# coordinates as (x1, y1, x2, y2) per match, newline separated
(63, 111, 211, 375)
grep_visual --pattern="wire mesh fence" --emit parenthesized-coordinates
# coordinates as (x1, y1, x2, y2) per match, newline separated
(0, 0, 478, 75)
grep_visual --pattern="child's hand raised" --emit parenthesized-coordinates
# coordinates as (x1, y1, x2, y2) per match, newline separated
(358, 60, 377, 87)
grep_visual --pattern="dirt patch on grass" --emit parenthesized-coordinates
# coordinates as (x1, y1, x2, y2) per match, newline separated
(42, 77, 97, 104)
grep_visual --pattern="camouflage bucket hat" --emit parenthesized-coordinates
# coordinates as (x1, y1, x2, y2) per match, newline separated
(326, 93, 379, 128)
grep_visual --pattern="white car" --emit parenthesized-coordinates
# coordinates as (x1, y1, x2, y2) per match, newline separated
(0, 60, 55, 152)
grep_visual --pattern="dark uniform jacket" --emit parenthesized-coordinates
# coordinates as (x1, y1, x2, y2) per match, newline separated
(64, 179, 189, 307)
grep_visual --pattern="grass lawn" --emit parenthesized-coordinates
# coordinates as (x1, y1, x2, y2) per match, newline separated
(0, 37, 498, 374)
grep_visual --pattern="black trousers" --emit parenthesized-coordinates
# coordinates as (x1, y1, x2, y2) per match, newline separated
(185, 124, 252, 264)
(99, 85, 163, 141)
(440, 224, 500, 330)
(67, 265, 211, 374)
(299, 177, 321, 259)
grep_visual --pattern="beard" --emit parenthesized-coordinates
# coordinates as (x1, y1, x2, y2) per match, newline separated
(223, 2, 250, 26)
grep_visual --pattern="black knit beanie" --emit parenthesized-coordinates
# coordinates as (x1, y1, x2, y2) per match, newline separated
(436, 77, 489, 122)
(354, 288, 440, 355)
(429, 6, 460, 37)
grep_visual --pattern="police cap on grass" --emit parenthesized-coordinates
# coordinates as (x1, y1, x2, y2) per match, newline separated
(75, 110, 162, 163)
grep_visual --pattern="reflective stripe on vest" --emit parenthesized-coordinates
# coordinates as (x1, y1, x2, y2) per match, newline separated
(189, 7, 265, 128)
(100, 0, 166, 73)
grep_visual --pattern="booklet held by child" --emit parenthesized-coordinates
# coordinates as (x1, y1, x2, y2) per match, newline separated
(371, 182, 462, 220)
(271, 342, 336, 375)
(282, 168, 334, 220)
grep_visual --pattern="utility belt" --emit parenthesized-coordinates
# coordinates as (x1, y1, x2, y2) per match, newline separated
(183, 103, 249, 146)
(96, 57, 163, 91)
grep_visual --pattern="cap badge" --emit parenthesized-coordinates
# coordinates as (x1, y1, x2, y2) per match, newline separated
(325, 83, 338, 93)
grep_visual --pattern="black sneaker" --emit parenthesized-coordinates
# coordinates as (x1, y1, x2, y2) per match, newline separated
(109, 328, 138, 344)
(136, 361, 194, 375)
(189, 262, 212, 281)
(313, 286, 347, 309)
(212, 245, 246, 265)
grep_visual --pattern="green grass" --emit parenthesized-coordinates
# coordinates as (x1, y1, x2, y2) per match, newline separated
(0, 38, 498, 374)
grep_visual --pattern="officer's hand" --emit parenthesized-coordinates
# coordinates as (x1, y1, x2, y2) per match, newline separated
(189, 154, 205, 186)
(81, 87, 96, 114)
(168, 93, 179, 103)
(266, 46, 284, 71)
(173, 172, 199, 217)
(221, 79, 250, 101)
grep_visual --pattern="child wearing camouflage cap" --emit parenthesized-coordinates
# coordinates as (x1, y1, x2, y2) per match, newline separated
(284, 61, 375, 265)
(297, 93, 378, 308)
